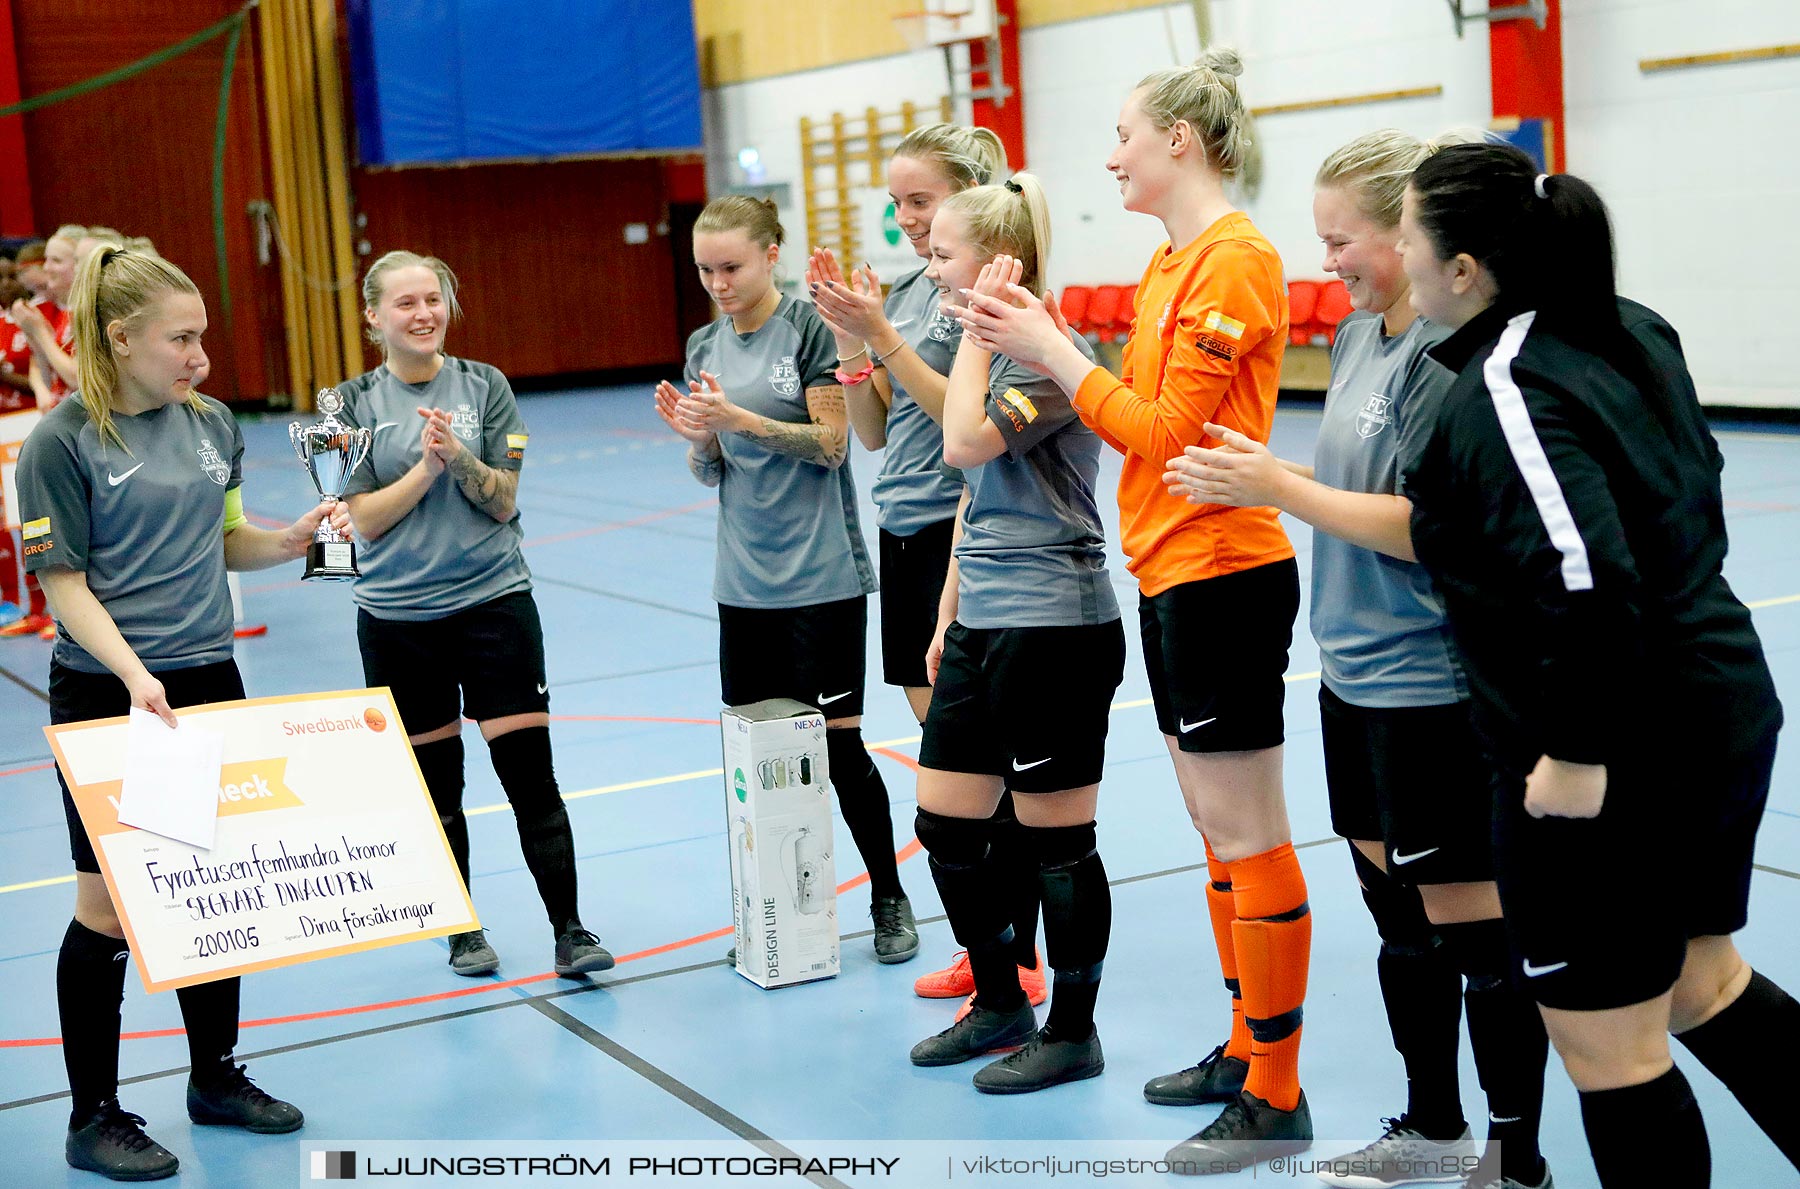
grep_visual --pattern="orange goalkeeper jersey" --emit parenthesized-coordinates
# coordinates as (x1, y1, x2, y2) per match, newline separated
(1073, 212, 1293, 596)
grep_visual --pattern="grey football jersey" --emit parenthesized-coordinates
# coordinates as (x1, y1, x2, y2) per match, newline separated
(1312, 312, 1463, 707)
(337, 357, 532, 620)
(17, 394, 243, 673)
(955, 336, 1119, 629)
(871, 267, 963, 536)
(686, 296, 876, 608)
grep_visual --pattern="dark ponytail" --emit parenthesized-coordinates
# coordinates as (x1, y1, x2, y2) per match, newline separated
(1410, 142, 1689, 433)
(1407, 142, 1619, 341)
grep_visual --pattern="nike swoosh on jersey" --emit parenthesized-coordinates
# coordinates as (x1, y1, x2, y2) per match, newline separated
(374, 422, 399, 433)
(107, 463, 145, 486)
(536, 683, 548, 695)
(1179, 716, 1217, 733)
(817, 691, 852, 705)
(1522, 959, 1569, 978)
(1390, 847, 1441, 866)
(1011, 756, 1053, 771)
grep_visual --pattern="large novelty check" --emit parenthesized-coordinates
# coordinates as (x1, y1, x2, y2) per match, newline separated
(47, 688, 477, 993)
(1, 407, 42, 531)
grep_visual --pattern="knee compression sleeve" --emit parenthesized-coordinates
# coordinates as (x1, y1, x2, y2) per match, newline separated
(915, 808, 1007, 948)
(917, 808, 1019, 1009)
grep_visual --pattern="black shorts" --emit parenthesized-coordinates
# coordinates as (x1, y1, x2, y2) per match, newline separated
(1140, 559, 1299, 753)
(919, 619, 1126, 793)
(52, 659, 247, 874)
(1321, 685, 1493, 885)
(878, 520, 955, 689)
(1492, 733, 1777, 1011)
(717, 595, 868, 718)
(357, 590, 549, 736)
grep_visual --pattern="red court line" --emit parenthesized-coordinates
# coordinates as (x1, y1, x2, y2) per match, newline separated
(0, 762, 53, 779)
(0, 741, 922, 1047)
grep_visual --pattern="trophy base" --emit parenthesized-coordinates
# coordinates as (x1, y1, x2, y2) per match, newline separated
(302, 539, 359, 582)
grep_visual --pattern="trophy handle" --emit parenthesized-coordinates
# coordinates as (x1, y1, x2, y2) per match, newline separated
(288, 421, 310, 463)
(345, 426, 374, 481)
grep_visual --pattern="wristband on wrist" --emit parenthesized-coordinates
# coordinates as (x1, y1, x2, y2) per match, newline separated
(835, 345, 869, 365)
(870, 338, 906, 366)
(834, 362, 876, 386)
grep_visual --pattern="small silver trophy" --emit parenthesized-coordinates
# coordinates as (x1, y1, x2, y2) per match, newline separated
(289, 388, 373, 582)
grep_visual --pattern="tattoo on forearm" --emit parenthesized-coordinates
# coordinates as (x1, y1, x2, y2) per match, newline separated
(448, 450, 518, 517)
(736, 387, 848, 467)
(688, 448, 724, 487)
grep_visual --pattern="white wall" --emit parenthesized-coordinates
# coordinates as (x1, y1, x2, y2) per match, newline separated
(1020, 1, 1492, 287)
(1563, 0, 1800, 407)
(705, 2, 1490, 291)
(702, 0, 1800, 406)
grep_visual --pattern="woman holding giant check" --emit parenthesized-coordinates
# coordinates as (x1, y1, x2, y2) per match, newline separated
(17, 246, 348, 1181)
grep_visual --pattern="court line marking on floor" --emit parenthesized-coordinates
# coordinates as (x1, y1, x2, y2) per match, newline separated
(0, 660, 49, 705)
(524, 998, 854, 1189)
(6, 843, 1799, 1100)
(0, 848, 1313, 1105)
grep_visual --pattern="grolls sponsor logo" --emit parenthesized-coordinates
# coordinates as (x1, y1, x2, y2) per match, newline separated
(505, 432, 528, 461)
(1196, 333, 1237, 362)
(994, 387, 1038, 433)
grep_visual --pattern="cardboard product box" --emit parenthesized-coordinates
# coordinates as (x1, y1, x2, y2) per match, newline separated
(721, 698, 839, 988)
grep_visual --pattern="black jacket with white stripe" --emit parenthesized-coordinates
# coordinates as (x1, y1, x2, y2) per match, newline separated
(1402, 298, 1780, 778)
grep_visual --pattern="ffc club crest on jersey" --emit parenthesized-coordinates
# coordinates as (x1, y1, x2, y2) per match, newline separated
(770, 356, 800, 397)
(1356, 393, 1392, 440)
(927, 308, 958, 342)
(197, 439, 232, 486)
(450, 405, 481, 441)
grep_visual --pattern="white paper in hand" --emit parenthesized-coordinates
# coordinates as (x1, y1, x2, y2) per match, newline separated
(116, 708, 225, 850)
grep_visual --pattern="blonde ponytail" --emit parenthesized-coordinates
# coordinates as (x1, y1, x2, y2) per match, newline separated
(939, 172, 1053, 297)
(70, 246, 206, 452)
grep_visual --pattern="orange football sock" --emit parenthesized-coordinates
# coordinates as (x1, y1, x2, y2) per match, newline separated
(1203, 838, 1253, 1062)
(1229, 840, 1311, 1111)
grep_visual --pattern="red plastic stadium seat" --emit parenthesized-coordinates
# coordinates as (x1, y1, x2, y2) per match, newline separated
(1099, 283, 1137, 343)
(1288, 280, 1321, 345)
(1084, 285, 1125, 342)
(1315, 279, 1355, 345)
(1058, 285, 1094, 335)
